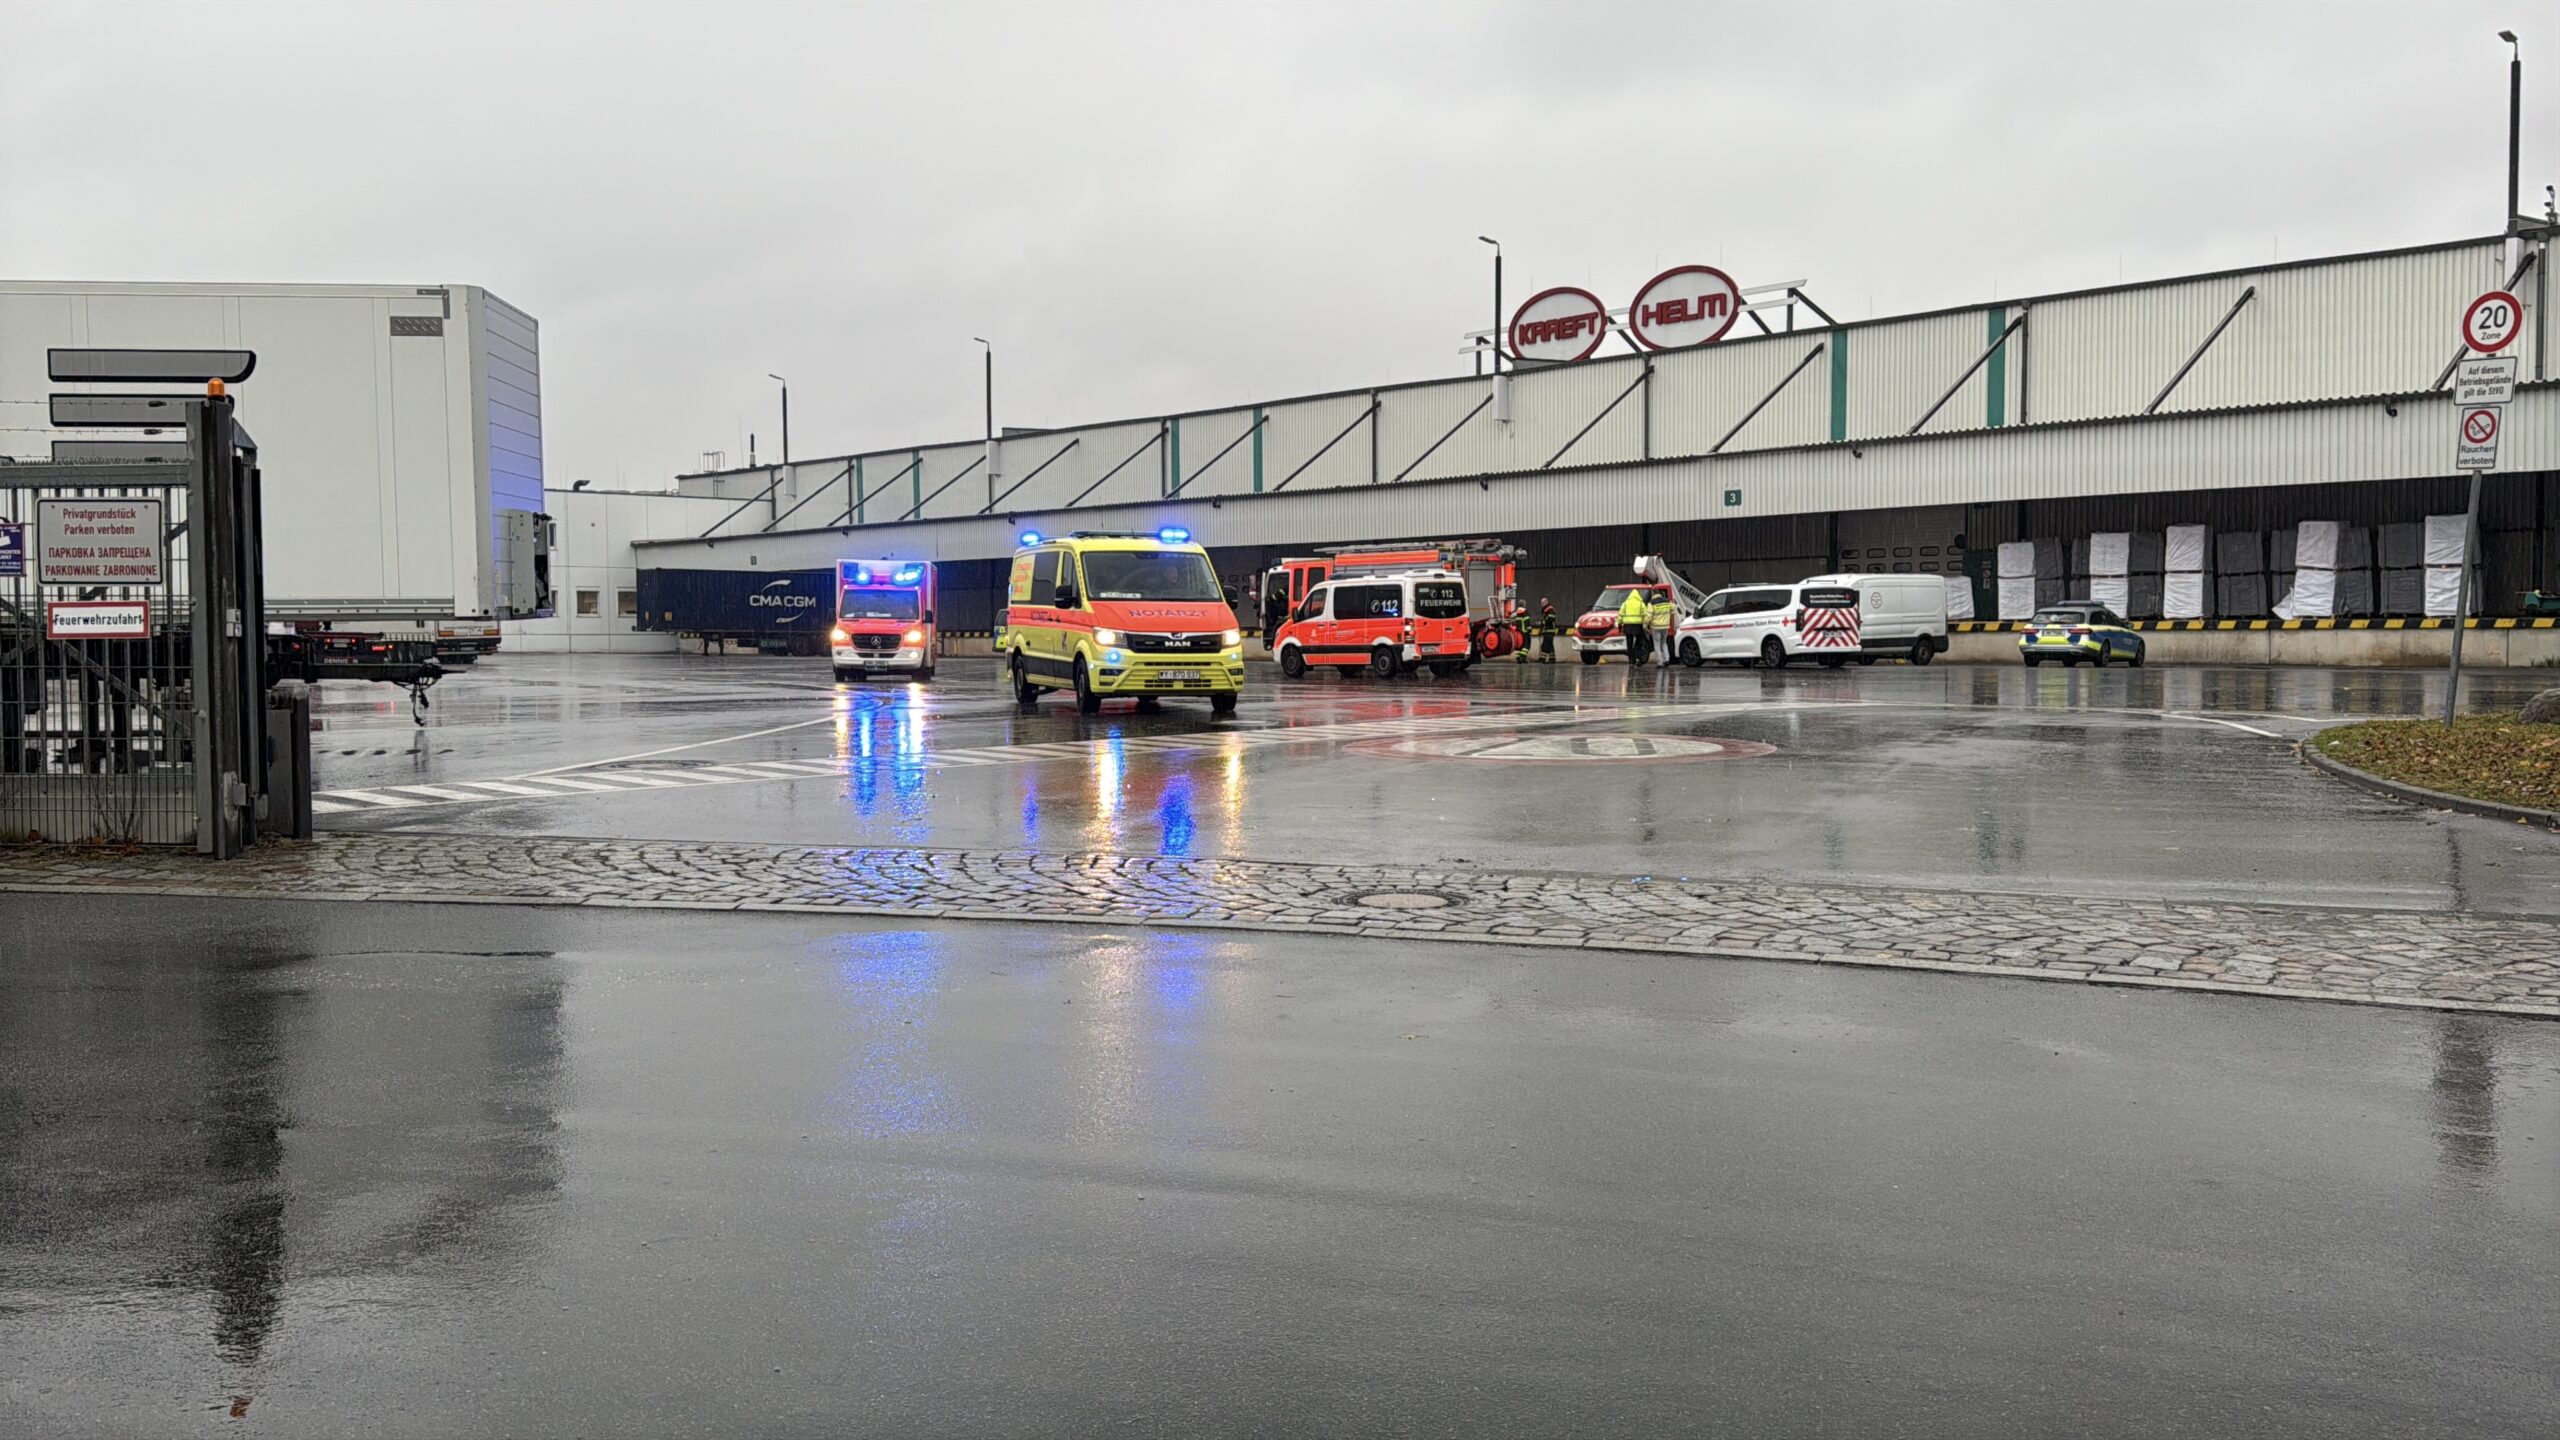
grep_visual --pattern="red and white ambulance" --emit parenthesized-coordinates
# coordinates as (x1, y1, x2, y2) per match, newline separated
(830, 559, 937, 682)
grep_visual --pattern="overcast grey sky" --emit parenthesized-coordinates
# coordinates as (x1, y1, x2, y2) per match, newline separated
(2, 1, 2548, 486)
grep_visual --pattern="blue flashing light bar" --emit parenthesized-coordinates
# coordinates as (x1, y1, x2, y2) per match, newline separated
(893, 565, 924, 585)
(851, 565, 873, 584)
(1157, 526, 1191, 544)
(1019, 530, 1043, 547)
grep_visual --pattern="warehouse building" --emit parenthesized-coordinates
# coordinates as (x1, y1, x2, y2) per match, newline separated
(610, 230, 2554, 662)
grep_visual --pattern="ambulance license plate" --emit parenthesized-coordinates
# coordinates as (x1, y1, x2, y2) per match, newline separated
(1156, 669, 1201, 683)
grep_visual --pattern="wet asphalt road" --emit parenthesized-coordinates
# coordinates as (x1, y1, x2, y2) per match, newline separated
(309, 655, 2560, 916)
(4, 897, 2554, 1438)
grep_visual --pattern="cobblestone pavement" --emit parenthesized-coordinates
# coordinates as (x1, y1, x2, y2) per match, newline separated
(6, 834, 2556, 1019)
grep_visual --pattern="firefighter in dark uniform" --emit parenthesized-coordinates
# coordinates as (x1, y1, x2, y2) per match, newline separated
(1538, 598, 1559, 661)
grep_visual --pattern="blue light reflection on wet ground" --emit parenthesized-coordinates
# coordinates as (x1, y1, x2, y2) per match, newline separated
(826, 929, 952, 1140)
(1154, 773, 1196, 857)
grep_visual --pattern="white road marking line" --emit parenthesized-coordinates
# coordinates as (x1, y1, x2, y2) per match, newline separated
(387, 785, 488, 801)
(319, 789, 426, 808)
(510, 714, 844, 780)
(467, 779, 591, 797)
(2169, 713, 2284, 738)
(556, 772, 686, 789)
(592, 771, 693, 787)
(310, 800, 359, 814)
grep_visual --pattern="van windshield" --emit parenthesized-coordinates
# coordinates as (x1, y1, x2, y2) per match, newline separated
(1414, 582, 1468, 619)
(1080, 550, 1223, 601)
(1592, 585, 1644, 613)
(840, 588, 920, 621)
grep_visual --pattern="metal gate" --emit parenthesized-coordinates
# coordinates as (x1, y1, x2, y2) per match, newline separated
(2, 384, 271, 853)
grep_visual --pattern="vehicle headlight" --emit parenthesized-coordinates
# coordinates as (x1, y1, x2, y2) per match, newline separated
(1092, 628, 1119, 646)
(902, 627, 924, 644)
(1221, 628, 1241, 648)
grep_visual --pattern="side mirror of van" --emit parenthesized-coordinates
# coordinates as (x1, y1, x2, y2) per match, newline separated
(923, 608, 936, 624)
(1052, 582, 1079, 609)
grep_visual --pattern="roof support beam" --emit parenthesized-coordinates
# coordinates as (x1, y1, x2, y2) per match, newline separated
(980, 436, 1081, 515)
(699, 467, 795, 538)
(1909, 310, 2029, 435)
(763, 460, 854, 532)
(1269, 398, 1377, 494)
(1544, 362, 1651, 469)
(1166, 413, 1268, 498)
(1065, 426, 1164, 509)
(1391, 393, 1494, 482)
(1711, 343, 1827, 454)
(2430, 248, 2540, 389)
(2145, 286, 2257, 415)
(901, 454, 986, 521)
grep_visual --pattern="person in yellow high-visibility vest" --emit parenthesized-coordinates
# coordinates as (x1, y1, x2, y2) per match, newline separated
(1646, 588, 1679, 668)
(1616, 587, 1650, 667)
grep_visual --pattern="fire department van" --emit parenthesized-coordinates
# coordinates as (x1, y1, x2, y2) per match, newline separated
(1001, 528, 1244, 715)
(1273, 570, 1477, 680)
(830, 559, 937, 682)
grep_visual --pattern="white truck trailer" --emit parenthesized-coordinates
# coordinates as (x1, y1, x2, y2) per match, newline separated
(0, 280, 553, 655)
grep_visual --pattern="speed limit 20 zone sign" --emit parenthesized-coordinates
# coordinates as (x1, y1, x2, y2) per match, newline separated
(2462, 290, 2522, 354)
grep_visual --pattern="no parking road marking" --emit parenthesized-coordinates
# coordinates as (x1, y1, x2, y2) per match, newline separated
(1348, 732, 1775, 762)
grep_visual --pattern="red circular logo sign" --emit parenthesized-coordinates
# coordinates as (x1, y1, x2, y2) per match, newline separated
(2463, 407, 2499, 444)
(2462, 290, 2522, 353)
(1508, 286, 1611, 364)
(1627, 264, 1744, 350)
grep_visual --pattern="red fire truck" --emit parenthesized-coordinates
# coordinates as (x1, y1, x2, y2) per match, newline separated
(1255, 539, 1526, 660)
(829, 559, 938, 682)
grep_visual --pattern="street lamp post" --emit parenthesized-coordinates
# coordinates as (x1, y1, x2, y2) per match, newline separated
(767, 373, 790, 465)
(973, 338, 996, 502)
(2451, 30, 2526, 727)
(2500, 31, 2522, 234)
(1479, 236, 1503, 374)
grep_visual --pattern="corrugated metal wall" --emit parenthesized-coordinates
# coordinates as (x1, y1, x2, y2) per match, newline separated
(1649, 336, 1833, 454)
(1170, 407, 1259, 499)
(647, 236, 2555, 615)
(670, 236, 2534, 536)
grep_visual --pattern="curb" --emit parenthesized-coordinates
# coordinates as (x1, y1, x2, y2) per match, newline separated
(7, 876, 2558, 1023)
(2299, 735, 2560, 831)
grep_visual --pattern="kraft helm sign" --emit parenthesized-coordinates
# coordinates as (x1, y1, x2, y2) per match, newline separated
(1628, 265, 1743, 350)
(1507, 286, 1612, 363)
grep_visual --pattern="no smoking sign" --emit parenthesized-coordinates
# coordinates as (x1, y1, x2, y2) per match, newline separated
(2455, 405, 2501, 471)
